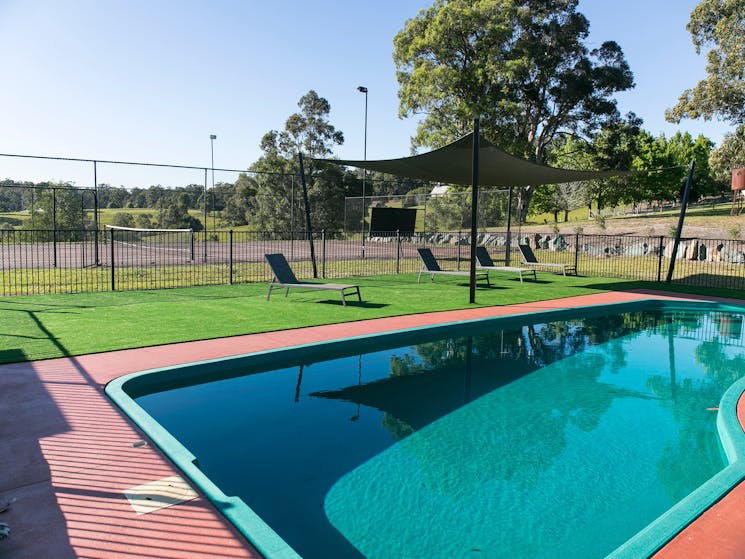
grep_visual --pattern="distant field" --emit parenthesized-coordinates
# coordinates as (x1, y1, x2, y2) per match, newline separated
(0, 211, 26, 228)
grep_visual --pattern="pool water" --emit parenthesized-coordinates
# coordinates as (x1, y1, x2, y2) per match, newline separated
(132, 306, 745, 559)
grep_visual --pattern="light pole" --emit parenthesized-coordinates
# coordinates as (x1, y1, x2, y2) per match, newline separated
(357, 85, 368, 258)
(210, 134, 217, 233)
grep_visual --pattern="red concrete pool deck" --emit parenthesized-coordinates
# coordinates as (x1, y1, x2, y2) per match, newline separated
(2, 289, 745, 558)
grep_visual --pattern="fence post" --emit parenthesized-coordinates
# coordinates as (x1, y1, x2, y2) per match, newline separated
(203, 168, 208, 262)
(190, 231, 195, 261)
(109, 227, 115, 291)
(53, 188, 57, 268)
(321, 230, 326, 279)
(229, 229, 234, 285)
(574, 232, 580, 274)
(396, 229, 401, 274)
(657, 236, 665, 282)
(457, 230, 462, 270)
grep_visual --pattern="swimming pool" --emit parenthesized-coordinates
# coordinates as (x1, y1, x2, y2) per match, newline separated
(107, 300, 745, 559)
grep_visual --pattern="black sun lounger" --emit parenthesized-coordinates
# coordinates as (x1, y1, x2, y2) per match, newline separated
(265, 253, 362, 305)
(518, 244, 576, 276)
(417, 248, 490, 286)
(475, 246, 536, 283)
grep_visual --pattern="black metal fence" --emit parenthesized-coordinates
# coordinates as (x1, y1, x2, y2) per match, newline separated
(3, 228, 745, 295)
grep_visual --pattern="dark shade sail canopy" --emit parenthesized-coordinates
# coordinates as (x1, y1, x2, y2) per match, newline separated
(319, 132, 632, 187)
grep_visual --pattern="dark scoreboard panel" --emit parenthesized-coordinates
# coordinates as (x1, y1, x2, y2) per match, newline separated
(369, 207, 417, 235)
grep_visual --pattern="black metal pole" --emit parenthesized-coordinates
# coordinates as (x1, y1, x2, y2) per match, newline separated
(52, 188, 57, 268)
(396, 229, 401, 274)
(505, 185, 513, 265)
(203, 169, 208, 262)
(665, 161, 695, 282)
(322, 229, 326, 279)
(298, 153, 318, 278)
(110, 227, 115, 291)
(469, 118, 480, 304)
(229, 229, 233, 284)
(657, 235, 664, 282)
(290, 174, 295, 259)
(93, 161, 100, 265)
(361, 88, 368, 259)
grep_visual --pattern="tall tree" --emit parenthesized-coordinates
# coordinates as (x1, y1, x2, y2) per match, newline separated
(632, 131, 717, 203)
(666, 0, 745, 186)
(586, 112, 644, 211)
(393, 0, 634, 219)
(222, 173, 258, 227)
(250, 90, 346, 231)
(666, 0, 745, 125)
(274, 90, 344, 158)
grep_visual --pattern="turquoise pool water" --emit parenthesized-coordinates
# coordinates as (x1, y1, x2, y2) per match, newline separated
(112, 302, 745, 559)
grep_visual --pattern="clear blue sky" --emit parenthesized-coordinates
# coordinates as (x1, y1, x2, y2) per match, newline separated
(0, 0, 732, 189)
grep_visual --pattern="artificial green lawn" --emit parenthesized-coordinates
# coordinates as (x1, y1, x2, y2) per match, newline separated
(2, 273, 744, 364)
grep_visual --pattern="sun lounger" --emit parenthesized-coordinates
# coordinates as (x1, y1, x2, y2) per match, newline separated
(265, 253, 362, 305)
(518, 244, 576, 276)
(417, 248, 490, 285)
(475, 246, 536, 283)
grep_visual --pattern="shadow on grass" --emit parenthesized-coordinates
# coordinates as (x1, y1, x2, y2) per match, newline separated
(316, 300, 390, 309)
(0, 348, 27, 363)
(0, 298, 93, 310)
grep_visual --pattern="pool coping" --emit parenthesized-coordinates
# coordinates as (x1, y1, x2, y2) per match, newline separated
(4, 289, 745, 559)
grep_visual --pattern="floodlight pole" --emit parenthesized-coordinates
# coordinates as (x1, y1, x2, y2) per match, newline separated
(469, 117, 480, 305)
(357, 85, 368, 258)
(665, 161, 695, 282)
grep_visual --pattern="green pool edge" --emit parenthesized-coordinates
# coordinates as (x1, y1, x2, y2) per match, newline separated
(105, 298, 745, 559)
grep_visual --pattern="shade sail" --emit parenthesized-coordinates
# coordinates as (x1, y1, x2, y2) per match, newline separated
(320, 132, 630, 186)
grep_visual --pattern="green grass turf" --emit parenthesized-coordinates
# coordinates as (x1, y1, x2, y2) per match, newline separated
(2, 274, 744, 364)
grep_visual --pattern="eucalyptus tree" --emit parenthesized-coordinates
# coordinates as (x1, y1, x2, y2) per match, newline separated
(586, 112, 644, 211)
(666, 0, 745, 177)
(393, 0, 634, 219)
(249, 90, 346, 232)
(666, 0, 745, 125)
